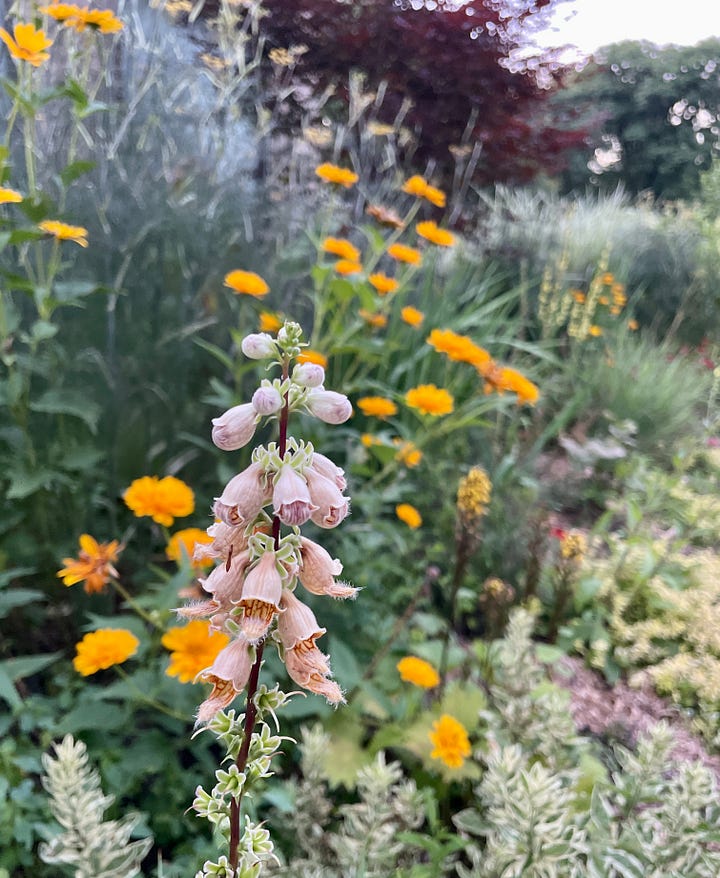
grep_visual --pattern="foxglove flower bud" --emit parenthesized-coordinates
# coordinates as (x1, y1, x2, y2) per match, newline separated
(305, 468, 350, 529)
(305, 388, 353, 425)
(252, 386, 283, 415)
(299, 537, 358, 599)
(241, 333, 276, 359)
(236, 551, 283, 642)
(214, 462, 270, 526)
(272, 464, 317, 527)
(310, 452, 347, 491)
(212, 403, 257, 451)
(292, 362, 325, 388)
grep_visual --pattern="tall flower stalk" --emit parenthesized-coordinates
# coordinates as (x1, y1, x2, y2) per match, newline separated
(183, 321, 356, 876)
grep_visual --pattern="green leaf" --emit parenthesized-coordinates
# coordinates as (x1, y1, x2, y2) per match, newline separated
(52, 280, 105, 303)
(0, 652, 62, 681)
(30, 388, 101, 433)
(29, 320, 58, 342)
(0, 667, 21, 709)
(55, 702, 130, 734)
(59, 445, 105, 471)
(59, 160, 96, 186)
(328, 635, 362, 690)
(5, 467, 57, 499)
(0, 588, 44, 619)
(0, 567, 36, 588)
(452, 808, 486, 836)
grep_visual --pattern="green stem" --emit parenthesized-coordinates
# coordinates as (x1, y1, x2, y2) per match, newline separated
(110, 579, 164, 630)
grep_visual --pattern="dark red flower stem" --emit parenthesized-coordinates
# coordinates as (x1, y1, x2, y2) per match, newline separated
(228, 357, 290, 874)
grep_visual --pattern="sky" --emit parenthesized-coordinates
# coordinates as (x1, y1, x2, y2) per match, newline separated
(535, 0, 720, 57)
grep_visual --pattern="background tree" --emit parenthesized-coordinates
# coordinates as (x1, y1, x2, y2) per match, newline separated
(556, 38, 720, 199)
(202, 0, 586, 187)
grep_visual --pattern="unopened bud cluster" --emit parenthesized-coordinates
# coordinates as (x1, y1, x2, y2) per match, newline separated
(193, 702, 285, 877)
(180, 322, 357, 722)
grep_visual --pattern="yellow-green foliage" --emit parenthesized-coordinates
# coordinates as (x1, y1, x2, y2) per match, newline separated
(602, 547, 720, 707)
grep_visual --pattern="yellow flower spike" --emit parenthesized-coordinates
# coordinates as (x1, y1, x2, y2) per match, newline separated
(315, 162, 358, 188)
(387, 243, 422, 265)
(416, 220, 455, 247)
(73, 629, 139, 676)
(397, 656, 439, 688)
(0, 23, 53, 66)
(405, 384, 454, 416)
(223, 270, 269, 297)
(0, 187, 23, 204)
(588, 325, 603, 337)
(123, 475, 195, 527)
(396, 503, 422, 529)
(628, 318, 639, 331)
(369, 273, 399, 295)
(401, 306, 424, 327)
(39, 220, 88, 247)
(162, 620, 230, 683)
(429, 714, 471, 768)
(357, 396, 397, 419)
(57, 534, 121, 594)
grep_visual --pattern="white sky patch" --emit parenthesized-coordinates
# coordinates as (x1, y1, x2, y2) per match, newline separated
(535, 0, 720, 57)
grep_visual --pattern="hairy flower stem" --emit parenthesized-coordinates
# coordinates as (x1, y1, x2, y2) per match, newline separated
(228, 359, 290, 874)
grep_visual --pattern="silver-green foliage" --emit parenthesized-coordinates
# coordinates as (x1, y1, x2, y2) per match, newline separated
(269, 724, 426, 878)
(38, 734, 152, 878)
(456, 609, 720, 878)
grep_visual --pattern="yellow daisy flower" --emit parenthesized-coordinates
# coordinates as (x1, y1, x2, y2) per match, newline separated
(429, 714, 471, 768)
(39, 219, 88, 247)
(223, 270, 269, 297)
(161, 620, 230, 683)
(73, 629, 139, 676)
(405, 384, 454, 416)
(397, 655, 439, 688)
(396, 503, 422, 529)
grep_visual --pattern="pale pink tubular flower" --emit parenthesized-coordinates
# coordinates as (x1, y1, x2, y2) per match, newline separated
(197, 637, 255, 722)
(305, 388, 353, 424)
(306, 468, 350, 529)
(252, 386, 283, 415)
(293, 362, 325, 388)
(273, 464, 317, 526)
(213, 462, 270, 526)
(277, 587, 326, 649)
(310, 452, 347, 491)
(211, 403, 257, 451)
(200, 550, 250, 604)
(193, 521, 248, 563)
(279, 590, 343, 703)
(299, 537, 358, 599)
(237, 551, 283, 642)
